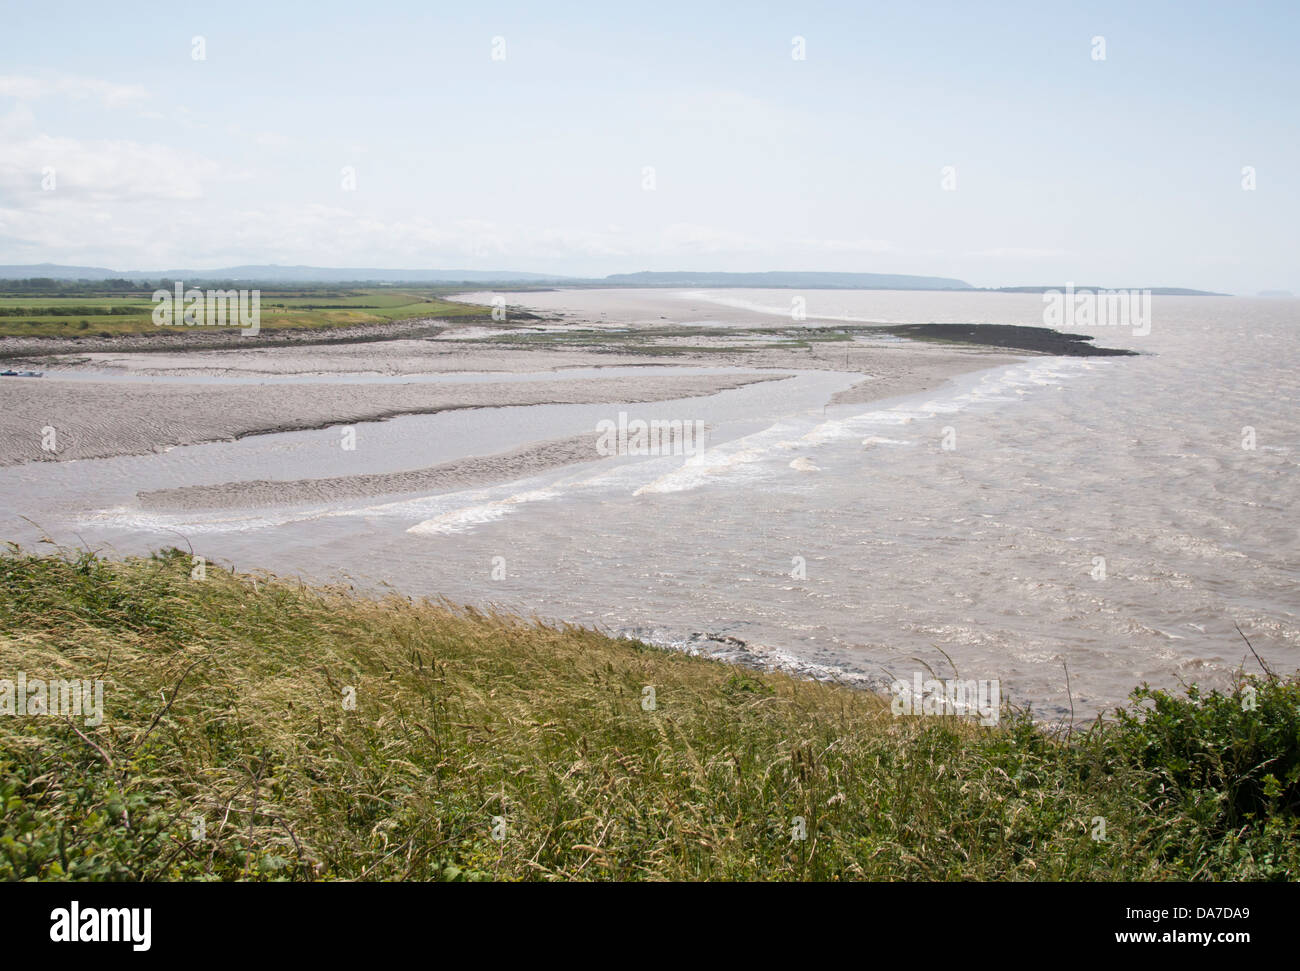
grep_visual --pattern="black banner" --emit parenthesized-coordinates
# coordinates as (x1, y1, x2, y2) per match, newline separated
(0, 881, 1286, 958)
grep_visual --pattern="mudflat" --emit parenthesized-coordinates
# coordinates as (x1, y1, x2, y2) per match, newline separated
(0, 290, 1025, 475)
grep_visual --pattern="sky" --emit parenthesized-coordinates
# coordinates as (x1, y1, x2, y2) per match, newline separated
(0, 0, 1296, 292)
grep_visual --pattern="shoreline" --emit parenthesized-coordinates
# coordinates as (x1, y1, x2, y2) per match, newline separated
(0, 370, 786, 468)
(0, 310, 1030, 470)
(1, 288, 1285, 727)
(136, 429, 628, 511)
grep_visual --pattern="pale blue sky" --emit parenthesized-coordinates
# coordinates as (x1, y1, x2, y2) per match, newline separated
(1, 0, 1296, 291)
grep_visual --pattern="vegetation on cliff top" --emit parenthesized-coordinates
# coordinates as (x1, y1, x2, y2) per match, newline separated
(0, 548, 1295, 881)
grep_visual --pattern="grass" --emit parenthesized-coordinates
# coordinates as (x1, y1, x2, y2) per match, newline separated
(0, 547, 1296, 881)
(0, 287, 490, 338)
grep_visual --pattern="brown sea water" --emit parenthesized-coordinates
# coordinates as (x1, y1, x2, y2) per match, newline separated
(3, 289, 1296, 719)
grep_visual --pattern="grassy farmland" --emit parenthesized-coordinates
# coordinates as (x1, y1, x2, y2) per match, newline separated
(0, 284, 490, 338)
(0, 548, 1296, 881)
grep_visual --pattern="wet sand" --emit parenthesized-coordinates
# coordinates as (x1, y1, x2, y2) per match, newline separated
(2, 345, 1021, 473)
(136, 431, 609, 511)
(0, 288, 1025, 500)
(27, 330, 1021, 382)
(0, 371, 780, 466)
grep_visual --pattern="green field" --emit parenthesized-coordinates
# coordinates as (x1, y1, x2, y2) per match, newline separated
(0, 285, 490, 338)
(1, 548, 1296, 881)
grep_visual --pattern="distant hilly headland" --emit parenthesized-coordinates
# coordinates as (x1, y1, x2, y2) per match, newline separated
(599, 270, 972, 290)
(0, 263, 1228, 295)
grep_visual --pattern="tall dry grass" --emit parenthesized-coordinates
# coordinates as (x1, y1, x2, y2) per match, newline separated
(1, 547, 1295, 880)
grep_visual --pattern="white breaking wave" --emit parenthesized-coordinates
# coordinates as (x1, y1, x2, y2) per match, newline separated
(407, 487, 562, 535)
(625, 356, 1087, 497)
(88, 356, 1081, 538)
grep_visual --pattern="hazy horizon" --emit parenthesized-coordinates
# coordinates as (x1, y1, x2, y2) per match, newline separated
(0, 261, 1256, 293)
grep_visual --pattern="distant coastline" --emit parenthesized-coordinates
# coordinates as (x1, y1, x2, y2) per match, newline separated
(0, 264, 1232, 296)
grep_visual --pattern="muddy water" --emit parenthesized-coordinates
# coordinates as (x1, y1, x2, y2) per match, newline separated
(4, 290, 1298, 719)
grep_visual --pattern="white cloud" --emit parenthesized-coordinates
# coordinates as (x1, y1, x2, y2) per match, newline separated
(798, 236, 899, 255)
(0, 75, 148, 108)
(224, 123, 294, 149)
(0, 132, 229, 201)
(967, 246, 1071, 261)
(0, 197, 917, 271)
